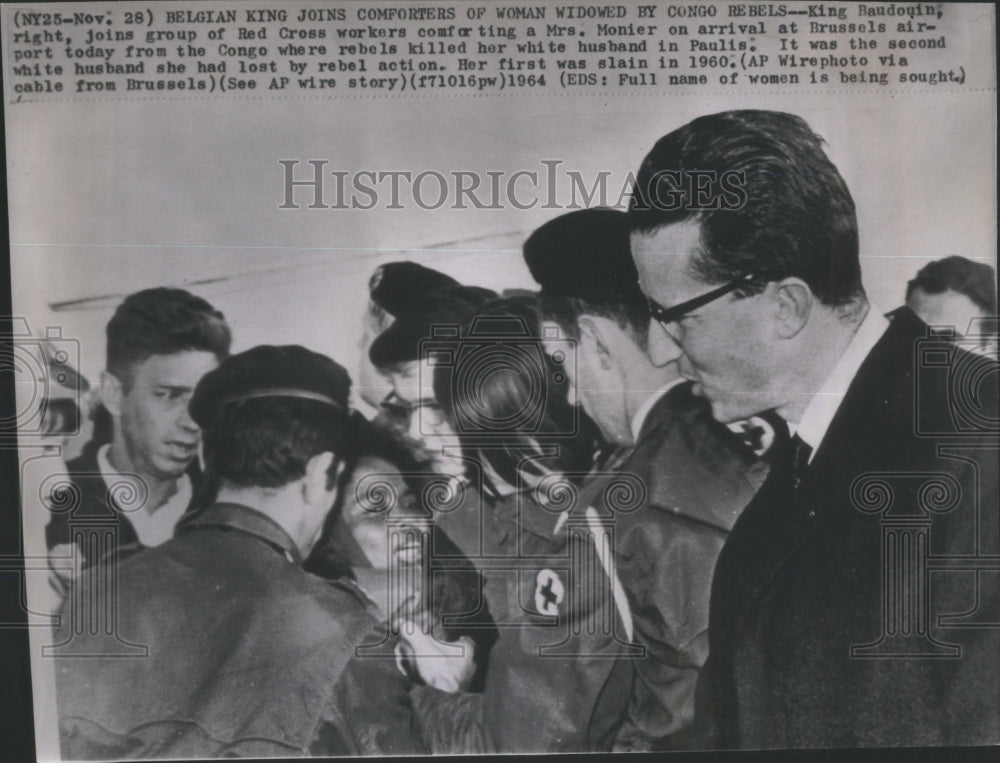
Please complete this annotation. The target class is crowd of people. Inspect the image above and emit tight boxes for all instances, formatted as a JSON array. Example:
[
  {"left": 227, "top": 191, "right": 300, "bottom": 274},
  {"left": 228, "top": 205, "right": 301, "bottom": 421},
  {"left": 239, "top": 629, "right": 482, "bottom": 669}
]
[{"left": 42, "top": 110, "right": 998, "bottom": 756}]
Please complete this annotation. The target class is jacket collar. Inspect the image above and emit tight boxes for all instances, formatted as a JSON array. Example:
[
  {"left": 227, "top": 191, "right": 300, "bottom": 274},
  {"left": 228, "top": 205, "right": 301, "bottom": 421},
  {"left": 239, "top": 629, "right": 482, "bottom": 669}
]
[
  {"left": 629, "top": 377, "right": 686, "bottom": 442},
  {"left": 638, "top": 379, "right": 765, "bottom": 485},
  {"left": 634, "top": 380, "right": 687, "bottom": 445},
  {"left": 177, "top": 502, "right": 303, "bottom": 566}
]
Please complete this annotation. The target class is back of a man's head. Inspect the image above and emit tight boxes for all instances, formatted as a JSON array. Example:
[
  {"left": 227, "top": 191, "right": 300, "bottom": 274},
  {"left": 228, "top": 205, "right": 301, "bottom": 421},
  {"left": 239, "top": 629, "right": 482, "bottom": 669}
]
[
  {"left": 190, "top": 345, "right": 353, "bottom": 493},
  {"left": 628, "top": 110, "right": 863, "bottom": 307},
  {"left": 107, "top": 287, "right": 232, "bottom": 389}
]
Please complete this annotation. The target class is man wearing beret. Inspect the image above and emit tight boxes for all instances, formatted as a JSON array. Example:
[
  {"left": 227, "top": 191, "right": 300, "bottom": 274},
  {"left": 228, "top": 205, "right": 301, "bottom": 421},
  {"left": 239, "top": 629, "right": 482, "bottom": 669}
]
[
  {"left": 526, "top": 208, "right": 768, "bottom": 750},
  {"left": 52, "top": 345, "right": 425, "bottom": 758},
  {"left": 358, "top": 261, "right": 458, "bottom": 412}
]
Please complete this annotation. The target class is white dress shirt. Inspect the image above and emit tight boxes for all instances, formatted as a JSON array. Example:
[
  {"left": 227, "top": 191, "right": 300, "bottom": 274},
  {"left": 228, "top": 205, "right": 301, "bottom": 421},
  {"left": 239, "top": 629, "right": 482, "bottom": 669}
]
[{"left": 97, "top": 444, "right": 191, "bottom": 547}]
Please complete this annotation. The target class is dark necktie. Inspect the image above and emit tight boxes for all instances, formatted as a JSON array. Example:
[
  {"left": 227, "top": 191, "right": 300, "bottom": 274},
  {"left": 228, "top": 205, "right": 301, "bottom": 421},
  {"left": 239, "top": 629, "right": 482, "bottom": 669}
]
[{"left": 789, "top": 434, "right": 813, "bottom": 491}]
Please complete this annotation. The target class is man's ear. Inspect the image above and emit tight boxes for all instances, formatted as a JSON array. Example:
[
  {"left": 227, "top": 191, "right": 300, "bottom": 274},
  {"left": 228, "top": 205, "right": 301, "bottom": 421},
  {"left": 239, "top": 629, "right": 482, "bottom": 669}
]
[
  {"left": 303, "top": 451, "right": 339, "bottom": 507},
  {"left": 772, "top": 279, "right": 813, "bottom": 339},
  {"left": 577, "top": 316, "right": 614, "bottom": 369},
  {"left": 99, "top": 371, "right": 124, "bottom": 417}
]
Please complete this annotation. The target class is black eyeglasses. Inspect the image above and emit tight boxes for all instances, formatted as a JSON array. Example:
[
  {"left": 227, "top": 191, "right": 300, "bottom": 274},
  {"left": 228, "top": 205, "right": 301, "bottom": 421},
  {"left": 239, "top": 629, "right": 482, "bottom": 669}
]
[{"left": 645, "top": 273, "right": 760, "bottom": 327}]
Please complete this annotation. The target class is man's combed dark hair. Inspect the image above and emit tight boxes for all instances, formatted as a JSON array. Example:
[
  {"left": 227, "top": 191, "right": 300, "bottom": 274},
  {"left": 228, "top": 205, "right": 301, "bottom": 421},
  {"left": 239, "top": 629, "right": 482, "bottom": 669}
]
[
  {"left": 106, "top": 287, "right": 232, "bottom": 387},
  {"left": 627, "top": 110, "right": 863, "bottom": 306},
  {"left": 906, "top": 256, "right": 997, "bottom": 315},
  {"left": 199, "top": 397, "right": 355, "bottom": 495}
]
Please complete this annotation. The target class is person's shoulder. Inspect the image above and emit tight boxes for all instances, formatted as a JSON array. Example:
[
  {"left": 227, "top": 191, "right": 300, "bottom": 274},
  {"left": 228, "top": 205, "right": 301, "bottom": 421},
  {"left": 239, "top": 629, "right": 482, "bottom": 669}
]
[
  {"left": 861, "top": 309, "right": 997, "bottom": 440},
  {"left": 641, "top": 381, "right": 724, "bottom": 444},
  {"left": 639, "top": 385, "right": 752, "bottom": 474},
  {"left": 628, "top": 385, "right": 759, "bottom": 531},
  {"left": 299, "top": 568, "right": 381, "bottom": 625}
]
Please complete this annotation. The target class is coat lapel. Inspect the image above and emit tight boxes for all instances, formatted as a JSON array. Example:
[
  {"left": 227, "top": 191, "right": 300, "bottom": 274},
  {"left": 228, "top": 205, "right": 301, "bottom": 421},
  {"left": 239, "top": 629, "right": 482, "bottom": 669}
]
[{"left": 723, "top": 311, "right": 919, "bottom": 636}]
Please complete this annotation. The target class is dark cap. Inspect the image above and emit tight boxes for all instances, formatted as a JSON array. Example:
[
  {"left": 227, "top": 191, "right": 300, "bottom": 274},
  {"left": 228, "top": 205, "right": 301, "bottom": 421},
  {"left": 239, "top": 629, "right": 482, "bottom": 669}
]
[
  {"left": 368, "top": 285, "right": 497, "bottom": 368},
  {"left": 369, "top": 262, "right": 459, "bottom": 318},
  {"left": 190, "top": 345, "right": 351, "bottom": 428},
  {"left": 523, "top": 208, "right": 641, "bottom": 302}
]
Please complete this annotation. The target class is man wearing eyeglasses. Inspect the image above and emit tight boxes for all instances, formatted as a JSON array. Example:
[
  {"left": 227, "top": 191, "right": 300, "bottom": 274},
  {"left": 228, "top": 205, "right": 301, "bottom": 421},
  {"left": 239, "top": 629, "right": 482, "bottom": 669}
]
[{"left": 628, "top": 110, "right": 998, "bottom": 749}]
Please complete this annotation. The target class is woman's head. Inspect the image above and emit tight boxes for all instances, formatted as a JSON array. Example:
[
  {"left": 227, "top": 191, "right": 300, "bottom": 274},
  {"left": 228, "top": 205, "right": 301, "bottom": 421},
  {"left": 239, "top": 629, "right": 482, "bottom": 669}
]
[
  {"left": 433, "top": 294, "right": 602, "bottom": 493},
  {"left": 306, "top": 415, "right": 430, "bottom": 573}
]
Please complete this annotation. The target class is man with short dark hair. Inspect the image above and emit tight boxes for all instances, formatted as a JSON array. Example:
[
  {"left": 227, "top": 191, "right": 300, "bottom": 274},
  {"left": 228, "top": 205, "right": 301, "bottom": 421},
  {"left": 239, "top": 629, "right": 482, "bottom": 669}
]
[
  {"left": 629, "top": 110, "right": 999, "bottom": 748},
  {"left": 906, "top": 255, "right": 997, "bottom": 350},
  {"left": 526, "top": 208, "right": 766, "bottom": 749},
  {"left": 53, "top": 345, "right": 424, "bottom": 758},
  {"left": 46, "top": 287, "right": 231, "bottom": 587}
]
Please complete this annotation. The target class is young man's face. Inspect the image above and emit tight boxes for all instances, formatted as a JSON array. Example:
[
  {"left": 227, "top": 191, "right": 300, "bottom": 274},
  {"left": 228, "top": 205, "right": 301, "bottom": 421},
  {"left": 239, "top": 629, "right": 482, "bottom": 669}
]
[
  {"left": 115, "top": 351, "right": 220, "bottom": 481},
  {"left": 632, "top": 221, "right": 777, "bottom": 424}
]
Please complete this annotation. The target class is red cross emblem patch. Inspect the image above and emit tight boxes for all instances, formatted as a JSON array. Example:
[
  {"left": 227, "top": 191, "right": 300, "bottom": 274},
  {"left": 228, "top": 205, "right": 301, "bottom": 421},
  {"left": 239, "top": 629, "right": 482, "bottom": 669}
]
[{"left": 534, "top": 569, "right": 565, "bottom": 616}]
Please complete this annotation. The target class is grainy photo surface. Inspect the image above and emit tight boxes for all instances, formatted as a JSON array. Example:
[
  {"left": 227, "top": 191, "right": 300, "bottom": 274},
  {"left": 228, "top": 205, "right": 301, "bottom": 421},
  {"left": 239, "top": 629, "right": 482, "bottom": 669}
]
[{"left": 2, "top": 0, "right": 997, "bottom": 758}]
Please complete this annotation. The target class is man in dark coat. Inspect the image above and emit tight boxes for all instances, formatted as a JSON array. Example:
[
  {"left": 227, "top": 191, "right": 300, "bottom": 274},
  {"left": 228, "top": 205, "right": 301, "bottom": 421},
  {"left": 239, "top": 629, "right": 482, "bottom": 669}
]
[
  {"left": 628, "top": 109, "right": 999, "bottom": 748},
  {"left": 52, "top": 345, "right": 425, "bottom": 758},
  {"left": 526, "top": 208, "right": 767, "bottom": 750}
]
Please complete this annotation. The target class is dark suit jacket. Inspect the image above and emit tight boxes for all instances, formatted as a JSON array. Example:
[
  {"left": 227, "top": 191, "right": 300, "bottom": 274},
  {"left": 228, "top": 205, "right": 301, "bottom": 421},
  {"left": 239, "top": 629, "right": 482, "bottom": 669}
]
[
  {"left": 704, "top": 308, "right": 999, "bottom": 749},
  {"left": 607, "top": 381, "right": 768, "bottom": 749}
]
